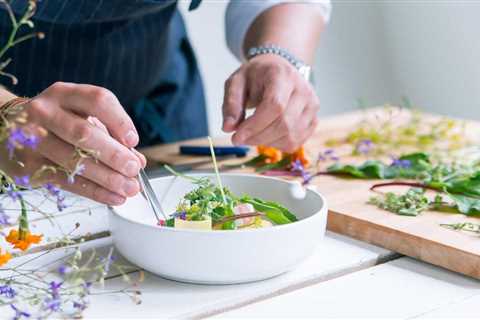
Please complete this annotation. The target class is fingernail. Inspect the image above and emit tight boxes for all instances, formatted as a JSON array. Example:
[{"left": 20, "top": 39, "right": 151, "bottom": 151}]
[
  {"left": 223, "top": 116, "right": 236, "bottom": 128},
  {"left": 109, "top": 193, "right": 125, "bottom": 205},
  {"left": 123, "top": 179, "right": 138, "bottom": 196},
  {"left": 124, "top": 160, "right": 140, "bottom": 177},
  {"left": 125, "top": 130, "right": 139, "bottom": 147}
]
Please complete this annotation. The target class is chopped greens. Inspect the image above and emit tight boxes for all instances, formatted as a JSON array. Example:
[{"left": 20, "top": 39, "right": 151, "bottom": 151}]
[{"left": 162, "top": 138, "right": 298, "bottom": 230}]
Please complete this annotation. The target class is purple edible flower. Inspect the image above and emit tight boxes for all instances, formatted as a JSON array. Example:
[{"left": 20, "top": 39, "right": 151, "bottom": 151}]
[
  {"left": 49, "top": 281, "right": 62, "bottom": 299},
  {"left": 6, "top": 185, "right": 22, "bottom": 202},
  {"left": 355, "top": 139, "right": 374, "bottom": 155},
  {"left": 57, "top": 264, "right": 70, "bottom": 276},
  {"left": 290, "top": 160, "right": 313, "bottom": 185},
  {"left": 73, "top": 301, "right": 87, "bottom": 311},
  {"left": 317, "top": 149, "right": 340, "bottom": 162},
  {"left": 67, "top": 163, "right": 85, "bottom": 184},
  {"left": 0, "top": 285, "right": 16, "bottom": 298},
  {"left": 43, "top": 183, "right": 68, "bottom": 212},
  {"left": 6, "top": 128, "right": 39, "bottom": 159},
  {"left": 0, "top": 204, "right": 11, "bottom": 226},
  {"left": 291, "top": 159, "right": 305, "bottom": 172},
  {"left": 172, "top": 211, "right": 187, "bottom": 220},
  {"left": 14, "top": 176, "right": 32, "bottom": 190},
  {"left": 10, "top": 304, "right": 30, "bottom": 319},
  {"left": 43, "top": 298, "right": 61, "bottom": 312},
  {"left": 391, "top": 158, "right": 412, "bottom": 169}
]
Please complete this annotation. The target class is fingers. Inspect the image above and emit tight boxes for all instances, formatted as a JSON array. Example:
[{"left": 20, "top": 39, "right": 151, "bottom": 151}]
[
  {"left": 37, "top": 159, "right": 126, "bottom": 206},
  {"left": 88, "top": 116, "right": 146, "bottom": 168},
  {"left": 131, "top": 149, "right": 147, "bottom": 168},
  {"left": 40, "top": 82, "right": 139, "bottom": 148},
  {"left": 243, "top": 92, "right": 305, "bottom": 147},
  {"left": 51, "top": 172, "right": 126, "bottom": 206},
  {"left": 222, "top": 71, "right": 247, "bottom": 132},
  {"left": 32, "top": 106, "right": 141, "bottom": 178},
  {"left": 232, "top": 76, "right": 294, "bottom": 145},
  {"left": 36, "top": 133, "right": 140, "bottom": 197},
  {"left": 269, "top": 115, "right": 318, "bottom": 152}
]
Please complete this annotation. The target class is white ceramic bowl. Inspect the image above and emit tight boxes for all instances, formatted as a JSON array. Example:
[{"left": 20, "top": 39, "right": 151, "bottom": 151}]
[{"left": 109, "top": 174, "right": 328, "bottom": 284}]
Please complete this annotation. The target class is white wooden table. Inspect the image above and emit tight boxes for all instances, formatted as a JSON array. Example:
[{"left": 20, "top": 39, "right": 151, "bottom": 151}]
[{"left": 1, "top": 191, "right": 479, "bottom": 319}]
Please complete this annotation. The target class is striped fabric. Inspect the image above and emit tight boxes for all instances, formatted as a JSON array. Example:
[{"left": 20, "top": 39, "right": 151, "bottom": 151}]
[{"left": 0, "top": 0, "right": 208, "bottom": 146}]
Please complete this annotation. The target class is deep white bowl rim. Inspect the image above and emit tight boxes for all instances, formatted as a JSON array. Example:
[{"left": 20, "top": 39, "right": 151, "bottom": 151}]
[{"left": 109, "top": 173, "right": 327, "bottom": 235}]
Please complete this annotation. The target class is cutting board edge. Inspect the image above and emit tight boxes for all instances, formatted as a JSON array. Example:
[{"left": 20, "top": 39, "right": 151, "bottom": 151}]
[{"left": 327, "top": 210, "right": 480, "bottom": 280}]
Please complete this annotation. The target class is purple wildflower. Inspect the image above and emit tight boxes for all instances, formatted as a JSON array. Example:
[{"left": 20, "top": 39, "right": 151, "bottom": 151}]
[
  {"left": 317, "top": 149, "right": 340, "bottom": 162},
  {"left": 43, "top": 183, "right": 68, "bottom": 212},
  {"left": 57, "top": 264, "right": 70, "bottom": 276},
  {"left": 6, "top": 128, "right": 39, "bottom": 159},
  {"left": 0, "top": 204, "right": 11, "bottom": 226},
  {"left": 43, "top": 298, "right": 61, "bottom": 312},
  {"left": 10, "top": 304, "right": 30, "bottom": 319},
  {"left": 172, "top": 211, "right": 187, "bottom": 220},
  {"left": 67, "top": 163, "right": 85, "bottom": 184},
  {"left": 14, "top": 176, "right": 32, "bottom": 190},
  {"left": 355, "top": 139, "right": 374, "bottom": 155},
  {"left": 49, "top": 281, "right": 62, "bottom": 299},
  {"left": 73, "top": 301, "right": 87, "bottom": 311},
  {"left": 0, "top": 285, "right": 16, "bottom": 298},
  {"left": 6, "top": 185, "right": 22, "bottom": 201},
  {"left": 290, "top": 160, "right": 313, "bottom": 185},
  {"left": 291, "top": 159, "right": 304, "bottom": 172},
  {"left": 391, "top": 158, "right": 412, "bottom": 169}
]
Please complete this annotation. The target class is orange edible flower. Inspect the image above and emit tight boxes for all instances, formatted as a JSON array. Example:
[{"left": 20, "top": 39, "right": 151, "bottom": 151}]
[
  {"left": 289, "top": 147, "right": 310, "bottom": 167},
  {"left": 0, "top": 248, "right": 11, "bottom": 266},
  {"left": 6, "top": 229, "right": 43, "bottom": 251},
  {"left": 257, "top": 145, "right": 283, "bottom": 164}
]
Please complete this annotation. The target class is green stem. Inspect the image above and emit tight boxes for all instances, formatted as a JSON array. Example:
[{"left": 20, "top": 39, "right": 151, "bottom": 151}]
[{"left": 208, "top": 136, "right": 226, "bottom": 204}]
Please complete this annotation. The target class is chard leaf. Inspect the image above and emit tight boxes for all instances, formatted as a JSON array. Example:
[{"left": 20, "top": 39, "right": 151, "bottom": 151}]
[{"left": 447, "top": 193, "right": 480, "bottom": 216}]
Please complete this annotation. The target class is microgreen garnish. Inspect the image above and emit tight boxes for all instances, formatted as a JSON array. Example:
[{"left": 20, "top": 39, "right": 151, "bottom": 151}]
[{"left": 325, "top": 106, "right": 470, "bottom": 157}]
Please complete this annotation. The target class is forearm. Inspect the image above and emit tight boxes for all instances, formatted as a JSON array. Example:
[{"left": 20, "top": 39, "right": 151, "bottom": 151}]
[{"left": 243, "top": 3, "right": 325, "bottom": 64}]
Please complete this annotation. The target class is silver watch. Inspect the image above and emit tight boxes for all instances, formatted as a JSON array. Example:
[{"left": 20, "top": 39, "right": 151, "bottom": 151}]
[{"left": 247, "top": 44, "right": 312, "bottom": 82}]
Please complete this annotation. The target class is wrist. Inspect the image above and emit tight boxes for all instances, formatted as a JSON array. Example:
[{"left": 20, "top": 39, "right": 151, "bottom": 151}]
[
  {"left": 247, "top": 44, "right": 312, "bottom": 82},
  {"left": 0, "top": 97, "right": 30, "bottom": 121}
]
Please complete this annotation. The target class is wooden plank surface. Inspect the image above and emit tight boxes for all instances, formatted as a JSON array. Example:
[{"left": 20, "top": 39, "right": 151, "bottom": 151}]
[
  {"left": 141, "top": 107, "right": 480, "bottom": 280},
  {"left": 82, "top": 233, "right": 396, "bottom": 319},
  {"left": 215, "top": 257, "right": 480, "bottom": 319},
  {"left": 1, "top": 192, "right": 398, "bottom": 319}
]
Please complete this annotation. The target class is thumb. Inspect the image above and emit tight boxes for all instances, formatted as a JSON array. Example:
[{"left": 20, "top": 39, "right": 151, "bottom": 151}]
[{"left": 222, "top": 72, "right": 247, "bottom": 132}]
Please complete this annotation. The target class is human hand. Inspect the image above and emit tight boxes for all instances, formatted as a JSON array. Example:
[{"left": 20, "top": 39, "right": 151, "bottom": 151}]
[
  {"left": 0, "top": 82, "right": 146, "bottom": 205},
  {"left": 222, "top": 54, "right": 319, "bottom": 152}
]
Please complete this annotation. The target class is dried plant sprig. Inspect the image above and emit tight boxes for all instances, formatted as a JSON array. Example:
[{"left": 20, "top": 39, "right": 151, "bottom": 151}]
[{"left": 0, "top": 0, "right": 44, "bottom": 85}]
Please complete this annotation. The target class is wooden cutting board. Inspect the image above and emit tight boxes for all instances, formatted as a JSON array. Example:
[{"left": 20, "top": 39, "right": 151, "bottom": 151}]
[{"left": 141, "top": 107, "right": 480, "bottom": 279}]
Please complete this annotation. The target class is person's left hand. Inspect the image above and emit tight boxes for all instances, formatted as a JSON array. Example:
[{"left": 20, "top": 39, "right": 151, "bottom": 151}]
[{"left": 222, "top": 54, "right": 319, "bottom": 153}]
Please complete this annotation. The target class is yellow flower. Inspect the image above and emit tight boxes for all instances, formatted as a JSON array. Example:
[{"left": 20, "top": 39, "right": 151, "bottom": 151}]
[
  {"left": 0, "top": 248, "right": 12, "bottom": 266},
  {"left": 6, "top": 229, "right": 42, "bottom": 251}
]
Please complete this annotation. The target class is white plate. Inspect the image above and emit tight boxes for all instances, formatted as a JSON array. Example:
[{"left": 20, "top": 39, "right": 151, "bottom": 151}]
[{"left": 109, "top": 174, "right": 328, "bottom": 284}]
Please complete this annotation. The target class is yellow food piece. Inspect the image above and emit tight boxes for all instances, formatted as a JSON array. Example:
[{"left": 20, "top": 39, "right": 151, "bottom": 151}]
[{"left": 174, "top": 216, "right": 212, "bottom": 230}]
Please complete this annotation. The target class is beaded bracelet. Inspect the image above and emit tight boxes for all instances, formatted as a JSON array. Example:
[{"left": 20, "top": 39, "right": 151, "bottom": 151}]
[{"left": 0, "top": 97, "right": 30, "bottom": 121}]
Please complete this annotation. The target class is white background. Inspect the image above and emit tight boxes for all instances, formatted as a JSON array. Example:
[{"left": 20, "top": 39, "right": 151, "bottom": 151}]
[{"left": 179, "top": 0, "right": 480, "bottom": 136}]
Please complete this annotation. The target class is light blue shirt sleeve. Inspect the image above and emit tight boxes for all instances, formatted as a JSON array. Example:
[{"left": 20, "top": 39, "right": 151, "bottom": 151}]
[{"left": 225, "top": 0, "right": 332, "bottom": 61}]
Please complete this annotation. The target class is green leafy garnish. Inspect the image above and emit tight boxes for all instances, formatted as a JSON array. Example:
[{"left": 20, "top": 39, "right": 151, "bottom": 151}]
[{"left": 368, "top": 188, "right": 431, "bottom": 216}]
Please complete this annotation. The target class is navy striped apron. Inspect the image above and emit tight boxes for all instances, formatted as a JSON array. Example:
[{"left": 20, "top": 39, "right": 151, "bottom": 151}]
[{"left": 0, "top": 0, "right": 208, "bottom": 146}]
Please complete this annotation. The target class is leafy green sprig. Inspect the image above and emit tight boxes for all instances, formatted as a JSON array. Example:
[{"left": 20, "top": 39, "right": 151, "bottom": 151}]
[{"left": 327, "top": 152, "right": 480, "bottom": 216}]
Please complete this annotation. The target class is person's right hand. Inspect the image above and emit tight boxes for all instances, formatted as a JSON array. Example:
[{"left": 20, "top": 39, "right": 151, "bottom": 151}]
[{"left": 0, "top": 82, "right": 146, "bottom": 205}]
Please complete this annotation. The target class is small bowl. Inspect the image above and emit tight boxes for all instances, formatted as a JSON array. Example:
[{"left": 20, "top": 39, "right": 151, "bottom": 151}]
[{"left": 109, "top": 174, "right": 328, "bottom": 284}]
